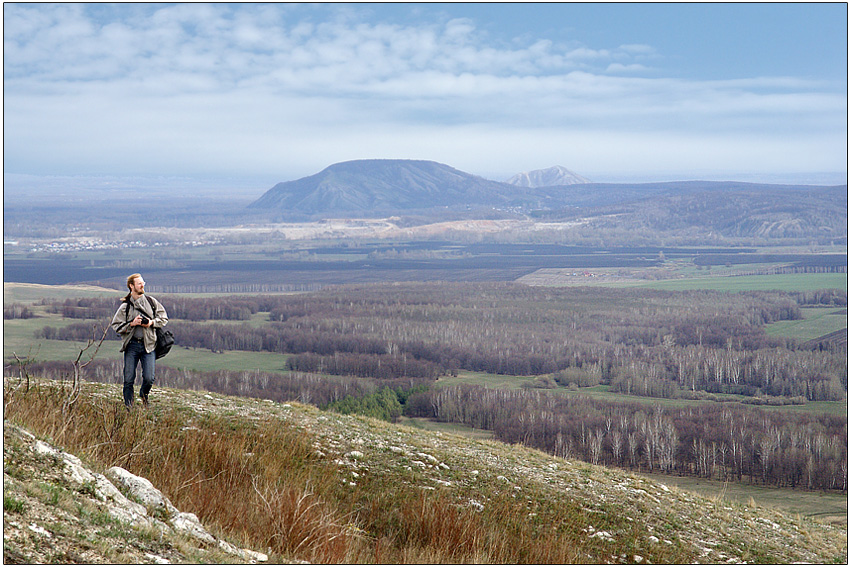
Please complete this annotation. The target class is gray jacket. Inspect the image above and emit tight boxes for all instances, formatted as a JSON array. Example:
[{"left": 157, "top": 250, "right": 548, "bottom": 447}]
[{"left": 110, "top": 294, "right": 168, "bottom": 354}]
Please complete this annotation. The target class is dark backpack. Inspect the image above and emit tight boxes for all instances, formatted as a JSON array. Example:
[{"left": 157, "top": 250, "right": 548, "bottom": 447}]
[{"left": 125, "top": 295, "right": 174, "bottom": 359}]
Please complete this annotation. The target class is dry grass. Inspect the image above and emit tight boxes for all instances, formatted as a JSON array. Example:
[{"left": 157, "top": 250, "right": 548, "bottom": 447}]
[
  {"left": 4, "top": 379, "right": 359, "bottom": 563},
  {"left": 4, "top": 376, "right": 846, "bottom": 564}
]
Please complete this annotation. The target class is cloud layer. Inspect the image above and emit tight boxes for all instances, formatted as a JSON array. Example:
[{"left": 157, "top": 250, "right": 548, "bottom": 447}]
[{"left": 3, "top": 3, "right": 846, "bottom": 183}]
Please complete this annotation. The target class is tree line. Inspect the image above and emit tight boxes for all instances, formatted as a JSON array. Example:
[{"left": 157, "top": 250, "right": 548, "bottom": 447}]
[
  {"left": 38, "top": 283, "right": 847, "bottom": 401},
  {"left": 14, "top": 359, "right": 429, "bottom": 420},
  {"left": 44, "top": 295, "right": 273, "bottom": 321},
  {"left": 16, "top": 358, "right": 846, "bottom": 491},
  {"left": 4, "top": 303, "right": 35, "bottom": 319},
  {"left": 405, "top": 384, "right": 847, "bottom": 491}
]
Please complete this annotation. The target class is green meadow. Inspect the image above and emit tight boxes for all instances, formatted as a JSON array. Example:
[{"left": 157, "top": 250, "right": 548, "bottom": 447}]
[
  {"left": 766, "top": 306, "right": 848, "bottom": 341},
  {"left": 3, "top": 282, "right": 118, "bottom": 303},
  {"left": 619, "top": 272, "right": 847, "bottom": 292},
  {"left": 443, "top": 375, "right": 847, "bottom": 418}
]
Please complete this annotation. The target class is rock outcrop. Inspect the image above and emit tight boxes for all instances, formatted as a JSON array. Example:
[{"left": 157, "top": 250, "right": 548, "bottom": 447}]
[{"left": 8, "top": 422, "right": 268, "bottom": 564}]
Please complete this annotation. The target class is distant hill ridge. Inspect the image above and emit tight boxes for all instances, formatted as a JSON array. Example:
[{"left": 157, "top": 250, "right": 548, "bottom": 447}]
[
  {"left": 247, "top": 159, "right": 847, "bottom": 242},
  {"left": 249, "top": 160, "right": 598, "bottom": 216},
  {"left": 249, "top": 159, "right": 521, "bottom": 215},
  {"left": 506, "top": 165, "right": 591, "bottom": 187}
]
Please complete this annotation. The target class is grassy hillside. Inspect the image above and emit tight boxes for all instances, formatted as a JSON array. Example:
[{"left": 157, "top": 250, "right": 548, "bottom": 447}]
[
  {"left": 4, "top": 377, "right": 846, "bottom": 564},
  {"left": 3, "top": 419, "right": 250, "bottom": 564}
]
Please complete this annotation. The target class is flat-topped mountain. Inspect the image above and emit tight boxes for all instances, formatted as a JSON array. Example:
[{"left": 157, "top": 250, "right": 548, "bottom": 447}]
[{"left": 248, "top": 159, "right": 526, "bottom": 216}]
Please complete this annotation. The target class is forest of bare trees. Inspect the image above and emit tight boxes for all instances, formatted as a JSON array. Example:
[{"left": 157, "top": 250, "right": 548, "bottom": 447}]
[
  {"left": 19, "top": 356, "right": 846, "bottom": 491},
  {"left": 406, "top": 384, "right": 846, "bottom": 490},
  {"left": 13, "top": 282, "right": 846, "bottom": 490},
  {"left": 31, "top": 284, "right": 847, "bottom": 402}
]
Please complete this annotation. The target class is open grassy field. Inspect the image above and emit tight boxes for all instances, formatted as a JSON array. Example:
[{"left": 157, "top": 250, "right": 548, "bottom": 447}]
[
  {"left": 4, "top": 282, "right": 118, "bottom": 303},
  {"left": 766, "top": 306, "right": 848, "bottom": 340},
  {"left": 621, "top": 273, "right": 847, "bottom": 292},
  {"left": 443, "top": 373, "right": 847, "bottom": 418},
  {"left": 436, "top": 370, "right": 537, "bottom": 390},
  {"left": 397, "top": 416, "right": 496, "bottom": 440},
  {"left": 638, "top": 472, "right": 847, "bottom": 527},
  {"left": 3, "top": 320, "right": 291, "bottom": 375},
  {"left": 3, "top": 312, "right": 105, "bottom": 362},
  {"left": 160, "top": 347, "right": 290, "bottom": 373},
  {"left": 2, "top": 284, "right": 290, "bottom": 372}
]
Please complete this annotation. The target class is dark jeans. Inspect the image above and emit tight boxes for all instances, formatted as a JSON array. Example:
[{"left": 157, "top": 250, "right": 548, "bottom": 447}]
[{"left": 123, "top": 338, "right": 155, "bottom": 407}]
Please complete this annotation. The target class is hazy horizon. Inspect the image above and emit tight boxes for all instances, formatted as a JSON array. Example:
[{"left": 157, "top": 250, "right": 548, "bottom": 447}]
[
  {"left": 4, "top": 3, "right": 846, "bottom": 187},
  {"left": 4, "top": 167, "right": 848, "bottom": 206}
]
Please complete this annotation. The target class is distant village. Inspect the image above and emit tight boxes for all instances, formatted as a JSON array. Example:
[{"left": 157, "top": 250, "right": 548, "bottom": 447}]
[{"left": 6, "top": 238, "right": 220, "bottom": 254}]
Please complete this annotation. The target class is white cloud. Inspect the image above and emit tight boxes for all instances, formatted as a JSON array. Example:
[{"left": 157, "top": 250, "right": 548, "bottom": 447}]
[
  {"left": 1, "top": 4, "right": 673, "bottom": 92},
  {"left": 606, "top": 63, "right": 651, "bottom": 73},
  {"left": 2, "top": 3, "right": 846, "bottom": 181}
]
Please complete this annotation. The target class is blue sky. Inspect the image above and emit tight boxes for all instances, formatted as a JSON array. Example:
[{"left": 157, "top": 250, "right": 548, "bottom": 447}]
[{"left": 3, "top": 2, "right": 847, "bottom": 195}]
